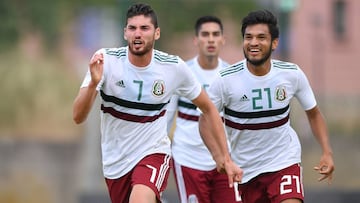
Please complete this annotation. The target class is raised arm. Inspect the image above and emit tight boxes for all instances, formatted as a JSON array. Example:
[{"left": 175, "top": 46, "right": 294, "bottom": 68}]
[
  {"left": 193, "top": 90, "right": 243, "bottom": 187},
  {"left": 73, "top": 53, "right": 104, "bottom": 124},
  {"left": 306, "top": 105, "right": 335, "bottom": 183}
]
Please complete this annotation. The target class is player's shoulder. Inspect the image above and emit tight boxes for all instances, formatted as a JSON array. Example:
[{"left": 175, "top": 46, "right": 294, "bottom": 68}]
[
  {"left": 219, "top": 58, "right": 230, "bottom": 68},
  {"left": 153, "top": 49, "right": 179, "bottom": 64},
  {"left": 103, "top": 47, "right": 127, "bottom": 58},
  {"left": 272, "top": 59, "right": 299, "bottom": 71},
  {"left": 185, "top": 57, "right": 197, "bottom": 67},
  {"left": 219, "top": 59, "right": 246, "bottom": 77}
]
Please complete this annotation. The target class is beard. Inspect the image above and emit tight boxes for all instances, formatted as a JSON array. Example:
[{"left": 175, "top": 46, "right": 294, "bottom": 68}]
[
  {"left": 128, "top": 40, "right": 154, "bottom": 56},
  {"left": 244, "top": 46, "right": 272, "bottom": 66}
]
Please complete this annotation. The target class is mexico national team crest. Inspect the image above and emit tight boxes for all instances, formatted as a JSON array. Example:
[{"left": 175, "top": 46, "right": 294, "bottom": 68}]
[
  {"left": 152, "top": 80, "right": 165, "bottom": 97},
  {"left": 275, "top": 85, "right": 287, "bottom": 102}
]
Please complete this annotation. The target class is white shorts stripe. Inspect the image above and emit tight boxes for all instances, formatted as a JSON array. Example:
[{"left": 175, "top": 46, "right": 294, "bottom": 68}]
[
  {"left": 173, "top": 160, "right": 188, "bottom": 203},
  {"left": 155, "top": 154, "right": 171, "bottom": 190}
]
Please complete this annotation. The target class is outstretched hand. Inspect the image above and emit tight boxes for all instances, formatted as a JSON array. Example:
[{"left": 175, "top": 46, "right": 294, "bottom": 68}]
[
  {"left": 313, "top": 153, "right": 335, "bottom": 184},
  {"left": 89, "top": 53, "right": 104, "bottom": 86}
]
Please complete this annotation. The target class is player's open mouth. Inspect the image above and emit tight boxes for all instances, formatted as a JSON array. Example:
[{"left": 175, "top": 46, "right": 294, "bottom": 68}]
[
  {"left": 248, "top": 48, "right": 260, "bottom": 56},
  {"left": 133, "top": 40, "right": 143, "bottom": 48},
  {"left": 207, "top": 46, "right": 215, "bottom": 52}
]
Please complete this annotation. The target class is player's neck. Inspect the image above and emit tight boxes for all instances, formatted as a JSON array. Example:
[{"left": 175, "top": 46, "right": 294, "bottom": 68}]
[
  {"left": 247, "top": 60, "right": 271, "bottom": 76},
  {"left": 128, "top": 50, "right": 153, "bottom": 67},
  {"left": 197, "top": 55, "right": 218, "bottom": 70}
]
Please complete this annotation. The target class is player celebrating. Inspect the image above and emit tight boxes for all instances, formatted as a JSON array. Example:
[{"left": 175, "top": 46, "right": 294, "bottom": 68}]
[
  {"left": 199, "top": 9, "right": 334, "bottom": 203},
  {"left": 73, "top": 3, "right": 241, "bottom": 203}
]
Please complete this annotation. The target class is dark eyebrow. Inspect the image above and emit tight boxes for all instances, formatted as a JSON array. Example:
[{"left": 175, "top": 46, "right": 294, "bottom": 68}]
[
  {"left": 200, "top": 31, "right": 221, "bottom": 34},
  {"left": 127, "top": 24, "right": 151, "bottom": 29},
  {"left": 244, "top": 33, "right": 268, "bottom": 37}
]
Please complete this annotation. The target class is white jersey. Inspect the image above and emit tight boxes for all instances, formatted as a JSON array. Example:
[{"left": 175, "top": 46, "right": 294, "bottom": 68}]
[
  {"left": 208, "top": 59, "right": 316, "bottom": 183},
  {"left": 80, "top": 47, "right": 202, "bottom": 179},
  {"left": 168, "top": 56, "right": 229, "bottom": 170}
]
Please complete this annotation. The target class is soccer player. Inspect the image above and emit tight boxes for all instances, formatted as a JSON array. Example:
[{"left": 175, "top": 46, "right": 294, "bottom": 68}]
[
  {"left": 72, "top": 3, "right": 241, "bottom": 203},
  {"left": 199, "top": 10, "right": 335, "bottom": 203},
  {"left": 167, "top": 16, "right": 242, "bottom": 203}
]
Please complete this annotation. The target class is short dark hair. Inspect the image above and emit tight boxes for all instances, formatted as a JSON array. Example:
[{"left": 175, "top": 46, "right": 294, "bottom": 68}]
[
  {"left": 241, "top": 10, "right": 279, "bottom": 40},
  {"left": 195, "top": 15, "right": 224, "bottom": 36},
  {"left": 126, "top": 3, "right": 158, "bottom": 28}
]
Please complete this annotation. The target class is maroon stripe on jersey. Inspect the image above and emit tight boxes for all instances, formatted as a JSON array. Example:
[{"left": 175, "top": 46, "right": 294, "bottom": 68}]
[
  {"left": 178, "top": 112, "right": 225, "bottom": 122},
  {"left": 101, "top": 104, "right": 166, "bottom": 123},
  {"left": 177, "top": 111, "right": 199, "bottom": 121},
  {"left": 225, "top": 114, "right": 290, "bottom": 130}
]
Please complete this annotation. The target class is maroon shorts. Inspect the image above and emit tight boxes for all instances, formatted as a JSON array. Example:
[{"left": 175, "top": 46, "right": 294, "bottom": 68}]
[
  {"left": 173, "top": 160, "right": 242, "bottom": 203},
  {"left": 105, "top": 153, "right": 171, "bottom": 203},
  {"left": 239, "top": 163, "right": 304, "bottom": 203}
]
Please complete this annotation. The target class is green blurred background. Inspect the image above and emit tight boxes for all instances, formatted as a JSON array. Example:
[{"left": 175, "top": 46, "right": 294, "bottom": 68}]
[{"left": 0, "top": 0, "right": 359, "bottom": 203}]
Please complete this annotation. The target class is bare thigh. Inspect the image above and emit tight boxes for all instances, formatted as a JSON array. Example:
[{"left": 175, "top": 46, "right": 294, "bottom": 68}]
[
  {"left": 129, "top": 184, "right": 156, "bottom": 203},
  {"left": 281, "top": 198, "right": 302, "bottom": 203}
]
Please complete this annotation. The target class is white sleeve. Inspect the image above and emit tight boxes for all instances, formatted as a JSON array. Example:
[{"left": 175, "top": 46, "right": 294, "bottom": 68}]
[
  {"left": 207, "top": 76, "right": 225, "bottom": 112},
  {"left": 295, "top": 68, "right": 317, "bottom": 110},
  {"left": 175, "top": 58, "right": 202, "bottom": 101}
]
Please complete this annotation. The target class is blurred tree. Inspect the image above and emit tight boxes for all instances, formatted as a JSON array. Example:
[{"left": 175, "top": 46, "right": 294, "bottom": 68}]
[
  {"left": 0, "top": 0, "right": 19, "bottom": 51},
  {"left": 0, "top": 0, "right": 257, "bottom": 52},
  {"left": 0, "top": 0, "right": 117, "bottom": 52}
]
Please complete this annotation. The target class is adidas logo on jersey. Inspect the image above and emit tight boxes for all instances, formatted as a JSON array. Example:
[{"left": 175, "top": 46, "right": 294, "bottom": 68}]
[
  {"left": 115, "top": 80, "right": 125, "bottom": 88},
  {"left": 240, "top": 94, "right": 250, "bottom": 102}
]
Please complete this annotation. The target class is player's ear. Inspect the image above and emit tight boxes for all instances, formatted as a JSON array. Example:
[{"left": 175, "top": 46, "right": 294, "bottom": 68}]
[
  {"left": 123, "top": 28, "right": 127, "bottom": 40},
  {"left": 193, "top": 36, "right": 198, "bottom": 46},
  {"left": 271, "top": 38, "right": 279, "bottom": 51},
  {"left": 154, "top": 27, "right": 160, "bottom": 40},
  {"left": 221, "top": 35, "right": 226, "bottom": 46}
]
